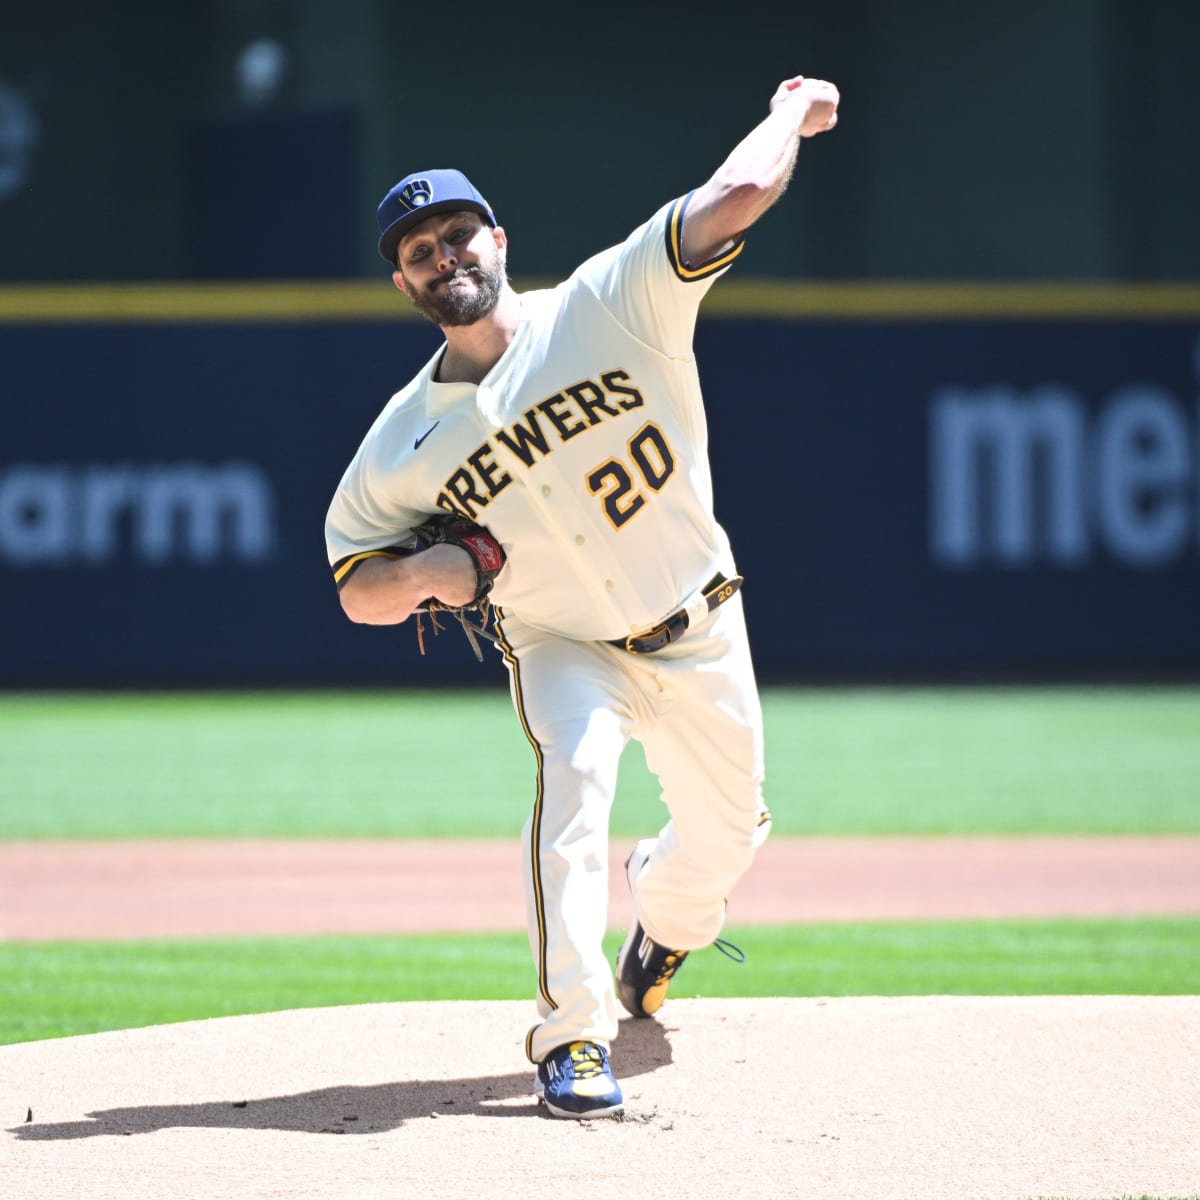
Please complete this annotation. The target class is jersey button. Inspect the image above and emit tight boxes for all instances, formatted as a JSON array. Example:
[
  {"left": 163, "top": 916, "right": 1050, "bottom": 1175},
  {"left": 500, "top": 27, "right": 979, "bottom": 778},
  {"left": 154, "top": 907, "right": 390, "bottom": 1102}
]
[
  {"left": 542, "top": 485, "right": 552, "bottom": 497},
  {"left": 605, "top": 579, "right": 615, "bottom": 591},
  {"left": 575, "top": 534, "right": 585, "bottom": 545}
]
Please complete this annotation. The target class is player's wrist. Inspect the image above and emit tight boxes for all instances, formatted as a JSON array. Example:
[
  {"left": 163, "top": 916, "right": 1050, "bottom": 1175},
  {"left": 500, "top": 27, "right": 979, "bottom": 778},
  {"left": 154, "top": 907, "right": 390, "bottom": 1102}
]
[{"left": 419, "top": 543, "right": 478, "bottom": 608}]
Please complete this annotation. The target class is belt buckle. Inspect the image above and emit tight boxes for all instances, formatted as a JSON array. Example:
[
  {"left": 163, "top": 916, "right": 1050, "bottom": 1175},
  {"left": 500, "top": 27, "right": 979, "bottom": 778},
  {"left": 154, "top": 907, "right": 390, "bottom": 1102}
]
[{"left": 624, "top": 618, "right": 670, "bottom": 654}]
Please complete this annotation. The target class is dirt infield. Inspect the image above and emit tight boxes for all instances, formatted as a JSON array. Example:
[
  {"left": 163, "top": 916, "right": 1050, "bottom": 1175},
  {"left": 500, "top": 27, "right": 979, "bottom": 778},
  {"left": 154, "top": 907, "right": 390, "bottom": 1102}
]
[
  {"left": 6, "top": 997, "right": 1200, "bottom": 1200},
  {"left": 4, "top": 835, "right": 1200, "bottom": 940}
]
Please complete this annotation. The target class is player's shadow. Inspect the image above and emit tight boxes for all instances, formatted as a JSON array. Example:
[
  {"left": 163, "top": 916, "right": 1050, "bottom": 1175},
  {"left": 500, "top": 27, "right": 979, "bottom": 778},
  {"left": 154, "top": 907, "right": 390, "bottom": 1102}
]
[{"left": 10, "top": 1016, "right": 671, "bottom": 1141}]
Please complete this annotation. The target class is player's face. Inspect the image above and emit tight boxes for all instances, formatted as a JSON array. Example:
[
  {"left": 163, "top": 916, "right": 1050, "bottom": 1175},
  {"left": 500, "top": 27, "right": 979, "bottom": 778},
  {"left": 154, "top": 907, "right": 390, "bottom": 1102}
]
[{"left": 393, "top": 213, "right": 508, "bottom": 327}]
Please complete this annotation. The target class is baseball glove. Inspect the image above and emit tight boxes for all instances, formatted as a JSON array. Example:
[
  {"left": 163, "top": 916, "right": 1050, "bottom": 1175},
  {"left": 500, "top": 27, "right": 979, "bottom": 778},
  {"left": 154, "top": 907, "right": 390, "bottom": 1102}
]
[{"left": 407, "top": 513, "right": 506, "bottom": 660}]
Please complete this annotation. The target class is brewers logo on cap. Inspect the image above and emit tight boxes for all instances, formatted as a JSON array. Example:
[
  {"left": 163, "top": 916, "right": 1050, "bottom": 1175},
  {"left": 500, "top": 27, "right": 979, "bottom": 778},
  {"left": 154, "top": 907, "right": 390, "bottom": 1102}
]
[{"left": 398, "top": 179, "right": 433, "bottom": 211}]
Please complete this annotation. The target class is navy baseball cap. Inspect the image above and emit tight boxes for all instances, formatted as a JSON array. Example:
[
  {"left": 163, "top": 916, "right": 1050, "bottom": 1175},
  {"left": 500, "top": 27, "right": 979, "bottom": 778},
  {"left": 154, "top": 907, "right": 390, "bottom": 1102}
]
[{"left": 376, "top": 168, "right": 497, "bottom": 265}]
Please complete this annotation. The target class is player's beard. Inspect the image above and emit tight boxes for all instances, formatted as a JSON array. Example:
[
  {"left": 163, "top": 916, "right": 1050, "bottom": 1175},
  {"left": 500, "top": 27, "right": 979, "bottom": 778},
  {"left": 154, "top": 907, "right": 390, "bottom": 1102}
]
[{"left": 402, "top": 254, "right": 508, "bottom": 328}]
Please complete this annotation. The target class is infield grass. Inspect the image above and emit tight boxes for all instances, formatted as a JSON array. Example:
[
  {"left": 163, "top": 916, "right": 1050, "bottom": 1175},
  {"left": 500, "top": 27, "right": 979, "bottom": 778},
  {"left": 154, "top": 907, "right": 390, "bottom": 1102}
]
[
  {"left": 1, "top": 686, "right": 1198, "bottom": 837},
  {"left": 3, "top": 916, "right": 1198, "bottom": 1045}
]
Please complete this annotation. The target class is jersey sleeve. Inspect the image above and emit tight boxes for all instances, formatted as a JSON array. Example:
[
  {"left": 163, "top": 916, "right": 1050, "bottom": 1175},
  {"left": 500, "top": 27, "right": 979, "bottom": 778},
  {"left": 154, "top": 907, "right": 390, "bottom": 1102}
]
[
  {"left": 576, "top": 191, "right": 745, "bottom": 356},
  {"left": 324, "top": 436, "right": 424, "bottom": 590}
]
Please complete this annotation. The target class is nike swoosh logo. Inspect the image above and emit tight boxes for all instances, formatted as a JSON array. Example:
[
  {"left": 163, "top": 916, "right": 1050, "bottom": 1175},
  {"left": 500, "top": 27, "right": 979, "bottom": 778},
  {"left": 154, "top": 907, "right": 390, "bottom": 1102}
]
[{"left": 413, "top": 421, "right": 440, "bottom": 450}]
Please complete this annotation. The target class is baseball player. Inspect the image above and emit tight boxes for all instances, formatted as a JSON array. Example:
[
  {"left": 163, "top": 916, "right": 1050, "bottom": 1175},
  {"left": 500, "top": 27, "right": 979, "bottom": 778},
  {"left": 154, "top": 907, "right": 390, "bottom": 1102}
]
[{"left": 326, "top": 73, "right": 839, "bottom": 1119}]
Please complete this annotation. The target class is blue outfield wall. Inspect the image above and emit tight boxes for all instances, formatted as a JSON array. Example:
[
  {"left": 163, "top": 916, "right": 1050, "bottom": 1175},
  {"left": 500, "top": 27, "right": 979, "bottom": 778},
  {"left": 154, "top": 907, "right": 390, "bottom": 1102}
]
[{"left": 1, "top": 285, "right": 1199, "bottom": 685}]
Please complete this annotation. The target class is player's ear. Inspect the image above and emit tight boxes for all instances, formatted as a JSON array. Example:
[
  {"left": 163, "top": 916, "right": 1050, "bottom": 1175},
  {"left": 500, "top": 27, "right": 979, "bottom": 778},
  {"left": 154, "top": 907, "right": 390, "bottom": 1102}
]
[
  {"left": 392, "top": 268, "right": 408, "bottom": 294},
  {"left": 491, "top": 225, "right": 507, "bottom": 253}
]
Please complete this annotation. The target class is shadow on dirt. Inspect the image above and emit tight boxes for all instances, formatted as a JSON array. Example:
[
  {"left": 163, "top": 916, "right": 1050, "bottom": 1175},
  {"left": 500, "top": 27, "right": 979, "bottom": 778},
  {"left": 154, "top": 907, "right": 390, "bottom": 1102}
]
[{"left": 10, "top": 1017, "right": 672, "bottom": 1140}]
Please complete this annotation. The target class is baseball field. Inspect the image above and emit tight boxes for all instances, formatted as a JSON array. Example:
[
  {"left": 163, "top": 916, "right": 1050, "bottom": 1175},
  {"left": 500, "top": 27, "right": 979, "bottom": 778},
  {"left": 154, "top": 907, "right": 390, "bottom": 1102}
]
[{"left": 3, "top": 685, "right": 1199, "bottom": 1199}]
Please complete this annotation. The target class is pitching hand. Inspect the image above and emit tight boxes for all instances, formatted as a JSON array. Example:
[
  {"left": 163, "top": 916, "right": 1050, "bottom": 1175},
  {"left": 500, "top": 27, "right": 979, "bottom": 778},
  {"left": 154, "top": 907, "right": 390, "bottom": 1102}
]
[{"left": 770, "top": 76, "right": 840, "bottom": 137}]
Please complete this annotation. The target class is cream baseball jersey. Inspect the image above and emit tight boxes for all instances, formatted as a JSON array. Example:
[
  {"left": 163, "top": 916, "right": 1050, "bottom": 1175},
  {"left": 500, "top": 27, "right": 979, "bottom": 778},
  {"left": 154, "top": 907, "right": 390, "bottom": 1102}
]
[{"left": 325, "top": 194, "right": 745, "bottom": 643}]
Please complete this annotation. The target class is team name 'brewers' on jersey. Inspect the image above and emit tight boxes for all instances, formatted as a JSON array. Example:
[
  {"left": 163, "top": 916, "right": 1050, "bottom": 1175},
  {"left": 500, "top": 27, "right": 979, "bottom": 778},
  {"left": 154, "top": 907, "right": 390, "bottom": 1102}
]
[{"left": 325, "top": 193, "right": 744, "bottom": 644}]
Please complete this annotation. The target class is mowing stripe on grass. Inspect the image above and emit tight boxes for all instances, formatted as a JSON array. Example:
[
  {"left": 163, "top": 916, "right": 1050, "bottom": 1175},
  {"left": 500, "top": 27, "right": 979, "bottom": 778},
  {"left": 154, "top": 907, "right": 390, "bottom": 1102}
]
[
  {"left": 3, "top": 916, "right": 1198, "bottom": 1045},
  {"left": 2, "top": 687, "right": 1198, "bottom": 838}
]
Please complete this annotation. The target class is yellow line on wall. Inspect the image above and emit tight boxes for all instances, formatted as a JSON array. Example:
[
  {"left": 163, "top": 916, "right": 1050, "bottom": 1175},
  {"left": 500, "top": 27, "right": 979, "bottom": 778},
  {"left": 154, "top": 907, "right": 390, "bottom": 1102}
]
[
  {"left": 710, "top": 280, "right": 1200, "bottom": 319},
  {"left": 0, "top": 281, "right": 404, "bottom": 323},
  {"left": 1, "top": 280, "right": 1199, "bottom": 322}
]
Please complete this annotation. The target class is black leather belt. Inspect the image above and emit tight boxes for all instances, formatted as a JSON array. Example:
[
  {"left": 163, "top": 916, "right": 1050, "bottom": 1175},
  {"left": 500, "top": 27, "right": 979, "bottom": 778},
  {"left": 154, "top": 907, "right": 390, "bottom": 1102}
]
[{"left": 607, "top": 573, "right": 743, "bottom": 655}]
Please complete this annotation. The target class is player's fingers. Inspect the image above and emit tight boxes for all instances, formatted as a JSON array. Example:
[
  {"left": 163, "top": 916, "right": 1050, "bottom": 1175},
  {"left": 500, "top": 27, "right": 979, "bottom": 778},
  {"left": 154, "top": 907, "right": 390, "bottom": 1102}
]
[
  {"left": 770, "top": 76, "right": 806, "bottom": 111},
  {"left": 802, "top": 79, "right": 839, "bottom": 103}
]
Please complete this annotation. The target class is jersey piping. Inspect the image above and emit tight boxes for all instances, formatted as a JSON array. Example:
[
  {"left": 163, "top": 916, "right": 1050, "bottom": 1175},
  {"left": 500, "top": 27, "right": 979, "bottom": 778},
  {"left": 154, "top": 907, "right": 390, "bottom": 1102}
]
[
  {"left": 332, "top": 547, "right": 407, "bottom": 588},
  {"left": 664, "top": 192, "right": 746, "bottom": 282},
  {"left": 495, "top": 611, "right": 557, "bottom": 1015}
]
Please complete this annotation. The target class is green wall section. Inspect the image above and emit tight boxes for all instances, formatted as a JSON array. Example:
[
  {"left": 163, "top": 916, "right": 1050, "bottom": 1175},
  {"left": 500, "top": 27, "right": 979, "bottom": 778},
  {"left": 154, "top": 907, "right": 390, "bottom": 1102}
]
[{"left": 3, "top": 1, "right": 1198, "bottom": 282}]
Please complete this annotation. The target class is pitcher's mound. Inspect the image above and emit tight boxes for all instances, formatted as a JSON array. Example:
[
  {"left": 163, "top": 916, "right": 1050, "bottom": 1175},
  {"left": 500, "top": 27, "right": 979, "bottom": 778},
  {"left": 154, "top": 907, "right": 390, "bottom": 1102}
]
[{"left": 5, "top": 997, "right": 1199, "bottom": 1200}]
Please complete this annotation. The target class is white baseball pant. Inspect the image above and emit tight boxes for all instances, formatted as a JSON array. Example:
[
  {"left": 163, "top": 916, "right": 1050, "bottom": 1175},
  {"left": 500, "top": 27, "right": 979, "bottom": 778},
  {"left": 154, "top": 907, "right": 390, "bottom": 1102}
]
[{"left": 496, "top": 593, "right": 770, "bottom": 1064}]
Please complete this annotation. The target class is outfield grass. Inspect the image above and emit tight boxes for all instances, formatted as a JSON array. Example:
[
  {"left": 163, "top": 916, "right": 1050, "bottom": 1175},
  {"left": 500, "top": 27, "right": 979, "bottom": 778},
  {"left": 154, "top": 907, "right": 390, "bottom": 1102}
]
[
  {"left": 2, "top": 917, "right": 1198, "bottom": 1045},
  {"left": 1, "top": 686, "right": 1198, "bottom": 837}
]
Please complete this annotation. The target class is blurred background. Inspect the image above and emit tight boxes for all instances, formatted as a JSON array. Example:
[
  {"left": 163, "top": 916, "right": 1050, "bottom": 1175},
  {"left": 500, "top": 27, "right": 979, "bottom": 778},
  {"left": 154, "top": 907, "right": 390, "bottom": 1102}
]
[{"left": 2, "top": 0, "right": 1199, "bottom": 687}]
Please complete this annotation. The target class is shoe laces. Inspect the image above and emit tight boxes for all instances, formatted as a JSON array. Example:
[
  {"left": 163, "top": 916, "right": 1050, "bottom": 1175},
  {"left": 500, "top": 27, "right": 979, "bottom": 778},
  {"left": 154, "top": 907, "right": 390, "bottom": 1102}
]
[
  {"left": 649, "top": 936, "right": 744, "bottom": 984},
  {"left": 655, "top": 950, "right": 687, "bottom": 985},
  {"left": 714, "top": 937, "right": 746, "bottom": 963},
  {"left": 567, "top": 1041, "right": 608, "bottom": 1079}
]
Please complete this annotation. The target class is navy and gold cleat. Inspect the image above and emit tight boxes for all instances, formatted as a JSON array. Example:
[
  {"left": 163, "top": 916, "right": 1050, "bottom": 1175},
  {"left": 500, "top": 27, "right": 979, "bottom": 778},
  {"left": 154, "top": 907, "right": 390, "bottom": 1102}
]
[
  {"left": 534, "top": 1041, "right": 624, "bottom": 1119},
  {"left": 616, "top": 841, "right": 690, "bottom": 1018}
]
